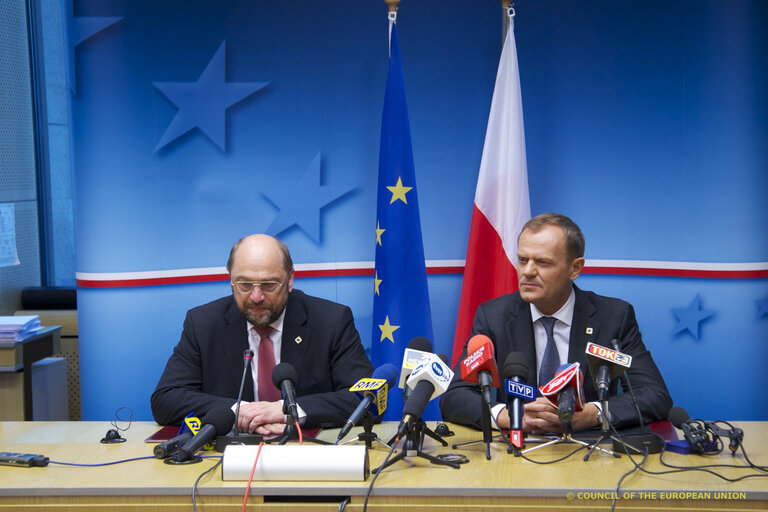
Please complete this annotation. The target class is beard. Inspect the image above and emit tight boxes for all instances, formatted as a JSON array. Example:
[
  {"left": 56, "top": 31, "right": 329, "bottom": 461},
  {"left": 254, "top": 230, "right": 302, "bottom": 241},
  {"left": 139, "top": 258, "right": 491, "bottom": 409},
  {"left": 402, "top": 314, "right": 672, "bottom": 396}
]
[{"left": 239, "top": 296, "right": 287, "bottom": 327}]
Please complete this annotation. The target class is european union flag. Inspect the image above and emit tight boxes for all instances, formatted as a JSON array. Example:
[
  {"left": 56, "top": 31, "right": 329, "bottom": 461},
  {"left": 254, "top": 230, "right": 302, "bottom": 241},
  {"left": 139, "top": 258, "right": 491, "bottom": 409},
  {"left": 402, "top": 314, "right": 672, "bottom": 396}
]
[{"left": 372, "top": 21, "right": 435, "bottom": 421}]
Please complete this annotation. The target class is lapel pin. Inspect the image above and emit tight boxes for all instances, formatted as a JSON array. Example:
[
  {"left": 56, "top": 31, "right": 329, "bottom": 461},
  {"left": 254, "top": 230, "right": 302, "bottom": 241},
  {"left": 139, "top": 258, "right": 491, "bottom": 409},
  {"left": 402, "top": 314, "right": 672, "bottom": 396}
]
[
  {"left": 295, "top": 336, "right": 302, "bottom": 344},
  {"left": 586, "top": 327, "right": 594, "bottom": 335}
]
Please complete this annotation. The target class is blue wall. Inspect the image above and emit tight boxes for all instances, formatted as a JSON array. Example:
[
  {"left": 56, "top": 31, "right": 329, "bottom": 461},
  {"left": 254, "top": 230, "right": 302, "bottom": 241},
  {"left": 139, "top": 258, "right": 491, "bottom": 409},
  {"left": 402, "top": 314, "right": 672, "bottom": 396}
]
[{"left": 68, "top": 1, "right": 768, "bottom": 422}]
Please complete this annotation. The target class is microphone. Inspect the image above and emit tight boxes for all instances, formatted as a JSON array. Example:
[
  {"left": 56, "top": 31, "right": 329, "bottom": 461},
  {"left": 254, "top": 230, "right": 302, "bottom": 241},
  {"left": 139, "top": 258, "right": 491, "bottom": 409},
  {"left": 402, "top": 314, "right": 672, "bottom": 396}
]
[
  {"left": 398, "top": 337, "right": 433, "bottom": 401},
  {"left": 177, "top": 407, "right": 235, "bottom": 461},
  {"left": 704, "top": 421, "right": 743, "bottom": 454},
  {"left": 397, "top": 353, "right": 453, "bottom": 438},
  {"left": 153, "top": 431, "right": 193, "bottom": 459},
  {"left": 336, "top": 363, "right": 398, "bottom": 443},
  {"left": 558, "top": 386, "right": 577, "bottom": 426},
  {"left": 584, "top": 341, "right": 632, "bottom": 401},
  {"left": 272, "top": 363, "right": 299, "bottom": 425},
  {"left": 215, "top": 349, "right": 266, "bottom": 451},
  {"left": 668, "top": 406, "right": 719, "bottom": 455},
  {"left": 234, "top": 349, "right": 255, "bottom": 435},
  {"left": 460, "top": 335, "right": 500, "bottom": 405},
  {"left": 502, "top": 352, "right": 534, "bottom": 449},
  {"left": 539, "top": 362, "right": 586, "bottom": 431}
]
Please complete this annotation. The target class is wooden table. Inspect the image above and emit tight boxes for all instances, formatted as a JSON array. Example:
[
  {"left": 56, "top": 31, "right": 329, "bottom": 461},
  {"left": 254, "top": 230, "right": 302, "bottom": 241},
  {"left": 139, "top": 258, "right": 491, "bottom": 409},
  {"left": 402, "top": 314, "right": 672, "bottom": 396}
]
[{"left": 0, "top": 420, "right": 766, "bottom": 511}]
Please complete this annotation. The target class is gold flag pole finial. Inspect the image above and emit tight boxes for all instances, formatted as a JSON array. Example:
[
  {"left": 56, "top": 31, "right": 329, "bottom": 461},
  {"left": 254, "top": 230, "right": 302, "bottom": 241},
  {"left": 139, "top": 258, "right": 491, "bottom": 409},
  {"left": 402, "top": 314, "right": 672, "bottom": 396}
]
[
  {"left": 501, "top": 0, "right": 511, "bottom": 7},
  {"left": 386, "top": 0, "right": 401, "bottom": 12}
]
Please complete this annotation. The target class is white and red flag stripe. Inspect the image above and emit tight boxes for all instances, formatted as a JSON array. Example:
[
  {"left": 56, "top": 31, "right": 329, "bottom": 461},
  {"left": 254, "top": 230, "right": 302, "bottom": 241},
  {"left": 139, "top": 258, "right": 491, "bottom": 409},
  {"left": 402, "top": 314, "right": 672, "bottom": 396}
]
[{"left": 451, "top": 12, "right": 531, "bottom": 365}]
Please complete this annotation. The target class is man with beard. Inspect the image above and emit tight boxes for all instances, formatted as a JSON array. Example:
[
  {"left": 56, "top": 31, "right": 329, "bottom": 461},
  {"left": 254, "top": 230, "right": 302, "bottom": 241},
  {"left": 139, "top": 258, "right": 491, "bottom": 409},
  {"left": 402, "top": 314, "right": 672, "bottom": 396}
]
[{"left": 151, "top": 234, "right": 374, "bottom": 434}]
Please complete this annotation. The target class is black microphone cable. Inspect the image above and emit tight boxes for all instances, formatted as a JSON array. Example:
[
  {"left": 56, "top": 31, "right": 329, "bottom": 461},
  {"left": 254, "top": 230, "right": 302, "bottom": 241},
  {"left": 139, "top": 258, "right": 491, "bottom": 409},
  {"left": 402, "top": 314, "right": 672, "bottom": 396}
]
[
  {"left": 488, "top": 404, "right": 513, "bottom": 447},
  {"left": 658, "top": 425, "right": 768, "bottom": 474},
  {"left": 606, "top": 420, "right": 768, "bottom": 512},
  {"left": 363, "top": 435, "right": 400, "bottom": 512},
  {"left": 608, "top": 339, "right": 646, "bottom": 435},
  {"left": 517, "top": 443, "right": 588, "bottom": 465},
  {"left": 609, "top": 445, "right": 649, "bottom": 512},
  {"left": 607, "top": 338, "right": 665, "bottom": 458},
  {"left": 605, "top": 423, "right": 649, "bottom": 512},
  {"left": 48, "top": 456, "right": 157, "bottom": 467},
  {"left": 191, "top": 456, "right": 223, "bottom": 512},
  {"left": 705, "top": 420, "right": 766, "bottom": 472}
]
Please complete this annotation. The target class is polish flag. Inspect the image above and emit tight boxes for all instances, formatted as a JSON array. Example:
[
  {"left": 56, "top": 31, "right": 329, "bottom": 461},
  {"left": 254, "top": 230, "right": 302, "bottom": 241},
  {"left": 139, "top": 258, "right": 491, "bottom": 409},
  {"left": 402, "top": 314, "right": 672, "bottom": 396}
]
[{"left": 451, "top": 13, "right": 531, "bottom": 365}]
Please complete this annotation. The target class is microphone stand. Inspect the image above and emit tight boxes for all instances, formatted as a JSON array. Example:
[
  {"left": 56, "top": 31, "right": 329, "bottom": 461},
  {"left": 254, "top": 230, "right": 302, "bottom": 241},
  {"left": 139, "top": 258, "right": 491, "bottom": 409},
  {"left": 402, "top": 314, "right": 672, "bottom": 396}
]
[
  {"left": 451, "top": 400, "right": 512, "bottom": 460},
  {"left": 340, "top": 410, "right": 391, "bottom": 450},
  {"left": 374, "top": 418, "right": 459, "bottom": 473},
  {"left": 521, "top": 415, "right": 618, "bottom": 457},
  {"left": 216, "top": 351, "right": 264, "bottom": 451},
  {"left": 606, "top": 341, "right": 664, "bottom": 456},
  {"left": 385, "top": 419, "right": 445, "bottom": 448},
  {"left": 583, "top": 400, "right": 623, "bottom": 460}
]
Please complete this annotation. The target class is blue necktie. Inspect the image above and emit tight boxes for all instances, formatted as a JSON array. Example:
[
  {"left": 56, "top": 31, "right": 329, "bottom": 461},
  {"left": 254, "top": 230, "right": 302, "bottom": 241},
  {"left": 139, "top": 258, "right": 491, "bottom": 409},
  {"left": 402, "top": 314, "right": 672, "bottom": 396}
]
[{"left": 538, "top": 316, "right": 560, "bottom": 386}]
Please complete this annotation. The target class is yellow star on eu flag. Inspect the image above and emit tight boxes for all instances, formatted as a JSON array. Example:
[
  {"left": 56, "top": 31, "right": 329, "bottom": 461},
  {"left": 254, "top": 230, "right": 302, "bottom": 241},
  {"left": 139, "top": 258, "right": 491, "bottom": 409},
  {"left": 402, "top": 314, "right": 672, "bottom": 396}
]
[
  {"left": 374, "top": 272, "right": 382, "bottom": 296},
  {"left": 379, "top": 315, "right": 400, "bottom": 343},
  {"left": 376, "top": 221, "right": 385, "bottom": 246},
  {"left": 387, "top": 177, "right": 412, "bottom": 204}
]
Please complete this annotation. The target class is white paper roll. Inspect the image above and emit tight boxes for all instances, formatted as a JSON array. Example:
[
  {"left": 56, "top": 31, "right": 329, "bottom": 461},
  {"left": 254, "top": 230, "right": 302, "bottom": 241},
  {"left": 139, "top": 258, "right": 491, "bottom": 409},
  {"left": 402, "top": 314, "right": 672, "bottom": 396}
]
[{"left": 221, "top": 444, "right": 369, "bottom": 481}]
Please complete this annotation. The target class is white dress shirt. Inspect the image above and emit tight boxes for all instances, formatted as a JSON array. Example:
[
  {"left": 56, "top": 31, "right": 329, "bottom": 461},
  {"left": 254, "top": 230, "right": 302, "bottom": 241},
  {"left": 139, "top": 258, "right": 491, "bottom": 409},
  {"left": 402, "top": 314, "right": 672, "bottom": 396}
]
[
  {"left": 233, "top": 308, "right": 307, "bottom": 424},
  {"left": 529, "top": 287, "right": 576, "bottom": 379}
]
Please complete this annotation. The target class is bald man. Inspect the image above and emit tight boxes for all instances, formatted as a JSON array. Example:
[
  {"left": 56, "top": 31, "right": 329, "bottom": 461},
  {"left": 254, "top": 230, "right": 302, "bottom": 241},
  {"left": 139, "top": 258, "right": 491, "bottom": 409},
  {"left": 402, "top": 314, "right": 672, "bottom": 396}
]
[{"left": 151, "top": 235, "right": 374, "bottom": 434}]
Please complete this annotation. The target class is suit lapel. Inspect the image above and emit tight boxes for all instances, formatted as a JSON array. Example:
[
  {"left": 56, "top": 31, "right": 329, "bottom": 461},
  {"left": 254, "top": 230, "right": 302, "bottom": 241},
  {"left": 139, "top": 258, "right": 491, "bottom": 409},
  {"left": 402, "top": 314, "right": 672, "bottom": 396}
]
[
  {"left": 223, "top": 300, "right": 254, "bottom": 401},
  {"left": 280, "top": 291, "right": 311, "bottom": 387},
  {"left": 568, "top": 287, "right": 600, "bottom": 398},
  {"left": 505, "top": 296, "right": 538, "bottom": 387}
]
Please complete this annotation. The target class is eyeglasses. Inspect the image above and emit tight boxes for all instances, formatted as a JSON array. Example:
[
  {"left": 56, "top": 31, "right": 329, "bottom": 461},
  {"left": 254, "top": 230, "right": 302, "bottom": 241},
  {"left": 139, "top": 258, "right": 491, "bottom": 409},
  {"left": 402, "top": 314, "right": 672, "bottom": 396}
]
[{"left": 231, "top": 280, "right": 285, "bottom": 294}]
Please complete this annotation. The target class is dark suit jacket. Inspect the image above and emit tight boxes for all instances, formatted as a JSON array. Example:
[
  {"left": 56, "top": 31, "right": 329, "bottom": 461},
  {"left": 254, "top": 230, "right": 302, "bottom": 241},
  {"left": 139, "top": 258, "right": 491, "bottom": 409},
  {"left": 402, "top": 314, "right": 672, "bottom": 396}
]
[
  {"left": 439, "top": 286, "right": 672, "bottom": 429},
  {"left": 151, "top": 289, "right": 374, "bottom": 428}
]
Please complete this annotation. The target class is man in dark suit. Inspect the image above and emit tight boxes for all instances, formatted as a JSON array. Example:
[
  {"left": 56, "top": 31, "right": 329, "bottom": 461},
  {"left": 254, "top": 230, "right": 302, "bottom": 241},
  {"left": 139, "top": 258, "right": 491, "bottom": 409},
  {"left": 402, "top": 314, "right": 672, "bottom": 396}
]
[
  {"left": 151, "top": 234, "right": 374, "bottom": 434},
  {"left": 440, "top": 213, "right": 672, "bottom": 433}
]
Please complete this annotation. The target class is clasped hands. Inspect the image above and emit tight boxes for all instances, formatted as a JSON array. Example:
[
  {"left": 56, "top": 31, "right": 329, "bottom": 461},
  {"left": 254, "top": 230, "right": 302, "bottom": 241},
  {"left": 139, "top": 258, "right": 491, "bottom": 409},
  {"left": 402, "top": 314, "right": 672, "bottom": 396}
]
[
  {"left": 497, "top": 397, "right": 600, "bottom": 434},
  {"left": 236, "top": 401, "right": 289, "bottom": 435}
]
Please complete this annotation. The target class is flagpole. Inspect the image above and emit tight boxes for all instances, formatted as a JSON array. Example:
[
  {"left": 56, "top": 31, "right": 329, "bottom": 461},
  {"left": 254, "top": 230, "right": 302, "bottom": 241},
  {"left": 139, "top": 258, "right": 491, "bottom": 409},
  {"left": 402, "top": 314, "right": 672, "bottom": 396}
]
[
  {"left": 501, "top": 1, "right": 513, "bottom": 41},
  {"left": 387, "top": 0, "right": 400, "bottom": 47},
  {"left": 450, "top": 0, "right": 531, "bottom": 365},
  {"left": 373, "top": 0, "right": 435, "bottom": 420}
]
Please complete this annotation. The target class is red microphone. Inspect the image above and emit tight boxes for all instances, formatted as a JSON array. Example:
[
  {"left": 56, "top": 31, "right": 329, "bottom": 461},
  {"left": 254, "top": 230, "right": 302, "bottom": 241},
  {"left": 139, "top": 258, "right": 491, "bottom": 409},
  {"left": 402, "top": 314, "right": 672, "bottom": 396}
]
[
  {"left": 461, "top": 335, "right": 500, "bottom": 404},
  {"left": 538, "top": 362, "right": 587, "bottom": 428}
]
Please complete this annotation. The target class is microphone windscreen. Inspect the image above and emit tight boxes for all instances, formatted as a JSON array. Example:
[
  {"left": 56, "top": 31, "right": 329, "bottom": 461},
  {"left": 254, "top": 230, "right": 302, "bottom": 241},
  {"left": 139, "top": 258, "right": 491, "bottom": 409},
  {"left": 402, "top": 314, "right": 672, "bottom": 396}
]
[
  {"left": 436, "top": 353, "right": 450, "bottom": 366},
  {"left": 202, "top": 407, "right": 237, "bottom": 436},
  {"left": 372, "top": 363, "right": 398, "bottom": 387},
  {"left": 669, "top": 406, "right": 691, "bottom": 428},
  {"left": 272, "top": 362, "right": 298, "bottom": 388},
  {"left": 402, "top": 380, "right": 434, "bottom": 417},
  {"left": 502, "top": 352, "right": 529, "bottom": 382},
  {"left": 407, "top": 336, "right": 433, "bottom": 352},
  {"left": 467, "top": 334, "right": 493, "bottom": 355}
]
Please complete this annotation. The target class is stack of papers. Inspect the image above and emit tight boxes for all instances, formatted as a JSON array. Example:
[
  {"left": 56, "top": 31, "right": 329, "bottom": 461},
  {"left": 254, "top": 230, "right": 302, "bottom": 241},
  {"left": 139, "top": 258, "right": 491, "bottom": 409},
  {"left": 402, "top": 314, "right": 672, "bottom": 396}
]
[{"left": 0, "top": 315, "right": 42, "bottom": 342}]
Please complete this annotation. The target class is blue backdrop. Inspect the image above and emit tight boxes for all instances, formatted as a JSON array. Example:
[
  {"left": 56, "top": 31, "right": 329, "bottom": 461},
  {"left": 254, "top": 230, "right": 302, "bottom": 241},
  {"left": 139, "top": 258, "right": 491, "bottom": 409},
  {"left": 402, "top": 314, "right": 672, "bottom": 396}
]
[{"left": 67, "top": 0, "right": 768, "bottom": 422}]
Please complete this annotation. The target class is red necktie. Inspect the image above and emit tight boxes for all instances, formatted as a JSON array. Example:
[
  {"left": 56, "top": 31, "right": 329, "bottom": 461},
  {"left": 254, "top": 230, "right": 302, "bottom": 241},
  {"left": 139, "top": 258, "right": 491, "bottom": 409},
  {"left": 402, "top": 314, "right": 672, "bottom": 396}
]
[{"left": 255, "top": 326, "right": 281, "bottom": 402}]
